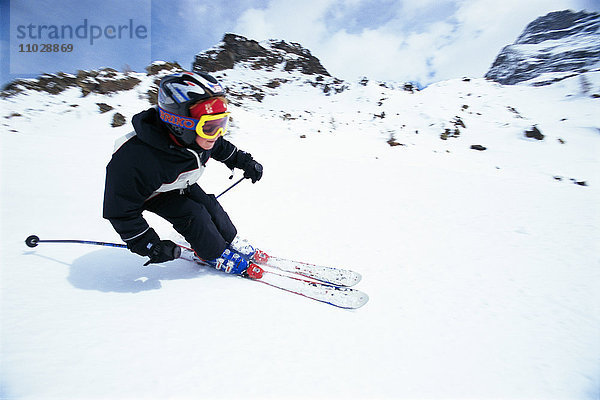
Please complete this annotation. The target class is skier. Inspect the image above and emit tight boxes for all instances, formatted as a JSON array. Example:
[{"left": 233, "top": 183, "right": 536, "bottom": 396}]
[{"left": 103, "top": 71, "right": 263, "bottom": 276}]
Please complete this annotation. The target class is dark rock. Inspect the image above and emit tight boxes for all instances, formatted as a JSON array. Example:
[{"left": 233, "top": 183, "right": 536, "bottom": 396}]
[
  {"left": 97, "top": 103, "right": 113, "bottom": 113},
  {"left": 266, "top": 79, "right": 288, "bottom": 88},
  {"left": 525, "top": 126, "right": 544, "bottom": 140},
  {"left": 145, "top": 61, "right": 184, "bottom": 75},
  {"left": 147, "top": 86, "right": 159, "bottom": 105},
  {"left": 387, "top": 138, "right": 405, "bottom": 147},
  {"left": 507, "top": 106, "right": 524, "bottom": 118},
  {"left": 403, "top": 83, "right": 415, "bottom": 92},
  {"left": 470, "top": 145, "right": 487, "bottom": 151},
  {"left": 111, "top": 112, "right": 126, "bottom": 127},
  {"left": 453, "top": 116, "right": 466, "bottom": 128},
  {"left": 441, "top": 128, "right": 460, "bottom": 140}
]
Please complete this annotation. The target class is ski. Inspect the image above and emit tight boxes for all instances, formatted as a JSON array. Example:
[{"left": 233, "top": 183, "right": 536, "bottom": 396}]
[
  {"left": 250, "top": 249, "right": 362, "bottom": 287},
  {"left": 179, "top": 248, "right": 369, "bottom": 309},
  {"left": 255, "top": 267, "right": 369, "bottom": 309}
]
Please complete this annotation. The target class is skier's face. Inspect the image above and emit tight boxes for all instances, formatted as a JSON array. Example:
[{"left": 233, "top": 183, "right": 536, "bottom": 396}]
[{"left": 195, "top": 135, "right": 217, "bottom": 150}]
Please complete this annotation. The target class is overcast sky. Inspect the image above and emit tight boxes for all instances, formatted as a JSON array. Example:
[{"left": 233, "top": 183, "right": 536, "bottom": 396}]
[{"left": 2, "top": 0, "right": 600, "bottom": 87}]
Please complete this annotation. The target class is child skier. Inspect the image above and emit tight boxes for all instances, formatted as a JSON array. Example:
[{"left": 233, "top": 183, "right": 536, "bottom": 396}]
[{"left": 103, "top": 71, "right": 263, "bottom": 276}]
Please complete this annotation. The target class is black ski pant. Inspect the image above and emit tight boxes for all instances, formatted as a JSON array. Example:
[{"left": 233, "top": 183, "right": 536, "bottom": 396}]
[{"left": 144, "top": 184, "right": 237, "bottom": 260}]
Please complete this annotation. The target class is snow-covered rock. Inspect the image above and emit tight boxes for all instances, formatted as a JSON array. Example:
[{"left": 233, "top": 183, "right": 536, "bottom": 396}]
[
  {"left": 485, "top": 10, "right": 600, "bottom": 85},
  {"left": 193, "top": 33, "right": 331, "bottom": 77}
]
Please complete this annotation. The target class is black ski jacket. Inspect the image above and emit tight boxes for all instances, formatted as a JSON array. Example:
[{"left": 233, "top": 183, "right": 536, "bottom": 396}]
[{"left": 103, "top": 107, "right": 247, "bottom": 243}]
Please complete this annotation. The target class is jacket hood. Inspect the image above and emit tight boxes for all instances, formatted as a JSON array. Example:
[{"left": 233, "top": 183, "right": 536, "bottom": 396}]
[{"left": 131, "top": 107, "right": 175, "bottom": 152}]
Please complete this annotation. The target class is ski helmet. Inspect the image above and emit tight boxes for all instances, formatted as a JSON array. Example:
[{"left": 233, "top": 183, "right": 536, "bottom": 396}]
[{"left": 157, "top": 71, "right": 226, "bottom": 145}]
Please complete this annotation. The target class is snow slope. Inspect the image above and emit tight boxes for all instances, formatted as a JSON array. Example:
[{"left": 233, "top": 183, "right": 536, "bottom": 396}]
[{"left": 1, "top": 63, "right": 599, "bottom": 399}]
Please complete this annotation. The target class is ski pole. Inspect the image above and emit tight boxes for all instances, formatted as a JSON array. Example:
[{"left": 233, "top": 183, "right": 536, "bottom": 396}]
[
  {"left": 26, "top": 178, "right": 247, "bottom": 249},
  {"left": 25, "top": 234, "right": 196, "bottom": 267},
  {"left": 25, "top": 235, "right": 127, "bottom": 249},
  {"left": 25, "top": 234, "right": 195, "bottom": 253},
  {"left": 216, "top": 177, "right": 245, "bottom": 199}
]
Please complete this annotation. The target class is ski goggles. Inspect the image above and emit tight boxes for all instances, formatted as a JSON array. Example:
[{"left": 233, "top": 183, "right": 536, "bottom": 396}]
[
  {"left": 195, "top": 112, "right": 231, "bottom": 139},
  {"left": 158, "top": 107, "right": 230, "bottom": 140}
]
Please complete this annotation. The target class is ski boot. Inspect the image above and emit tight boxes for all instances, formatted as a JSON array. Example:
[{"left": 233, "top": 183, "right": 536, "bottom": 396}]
[
  {"left": 229, "top": 236, "right": 257, "bottom": 259},
  {"left": 206, "top": 247, "right": 264, "bottom": 279},
  {"left": 228, "top": 236, "right": 270, "bottom": 267}
]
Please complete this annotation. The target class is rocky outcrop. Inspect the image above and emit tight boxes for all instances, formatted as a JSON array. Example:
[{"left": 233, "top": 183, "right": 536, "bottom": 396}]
[
  {"left": 1, "top": 68, "right": 142, "bottom": 98},
  {"left": 1, "top": 61, "right": 185, "bottom": 99},
  {"left": 485, "top": 10, "right": 600, "bottom": 85},
  {"left": 193, "top": 33, "right": 330, "bottom": 76},
  {"left": 192, "top": 33, "right": 348, "bottom": 103}
]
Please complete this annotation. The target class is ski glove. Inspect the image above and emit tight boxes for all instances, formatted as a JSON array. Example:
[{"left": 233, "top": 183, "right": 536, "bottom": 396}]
[
  {"left": 235, "top": 151, "right": 263, "bottom": 183},
  {"left": 126, "top": 228, "right": 181, "bottom": 265},
  {"left": 144, "top": 240, "right": 181, "bottom": 266},
  {"left": 243, "top": 161, "right": 263, "bottom": 183}
]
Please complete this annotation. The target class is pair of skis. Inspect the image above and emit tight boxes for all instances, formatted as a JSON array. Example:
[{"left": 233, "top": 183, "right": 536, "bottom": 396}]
[{"left": 180, "top": 247, "right": 369, "bottom": 309}]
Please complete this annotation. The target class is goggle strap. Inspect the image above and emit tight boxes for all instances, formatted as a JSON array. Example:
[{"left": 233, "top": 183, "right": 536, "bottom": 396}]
[{"left": 158, "top": 107, "right": 229, "bottom": 140}]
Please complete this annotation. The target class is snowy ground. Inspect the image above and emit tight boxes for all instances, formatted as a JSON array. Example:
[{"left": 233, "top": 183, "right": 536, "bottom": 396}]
[{"left": 1, "top": 70, "right": 599, "bottom": 399}]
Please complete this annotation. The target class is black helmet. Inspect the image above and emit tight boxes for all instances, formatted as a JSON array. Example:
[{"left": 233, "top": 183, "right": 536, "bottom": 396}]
[{"left": 157, "top": 71, "right": 226, "bottom": 145}]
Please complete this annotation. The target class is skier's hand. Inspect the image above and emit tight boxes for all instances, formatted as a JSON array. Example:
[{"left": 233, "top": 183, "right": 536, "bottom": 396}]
[
  {"left": 234, "top": 151, "right": 263, "bottom": 183},
  {"left": 126, "top": 228, "right": 181, "bottom": 265},
  {"left": 144, "top": 240, "right": 181, "bottom": 266},
  {"left": 243, "top": 160, "right": 263, "bottom": 183}
]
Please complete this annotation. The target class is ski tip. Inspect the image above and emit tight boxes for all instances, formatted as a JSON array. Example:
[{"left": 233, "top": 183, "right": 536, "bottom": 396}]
[
  {"left": 336, "top": 271, "right": 361, "bottom": 287},
  {"left": 333, "top": 289, "right": 369, "bottom": 309},
  {"left": 353, "top": 291, "right": 369, "bottom": 309}
]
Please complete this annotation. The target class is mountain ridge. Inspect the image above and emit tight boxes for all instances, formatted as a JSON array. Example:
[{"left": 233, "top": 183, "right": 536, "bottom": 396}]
[{"left": 485, "top": 9, "right": 600, "bottom": 85}]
